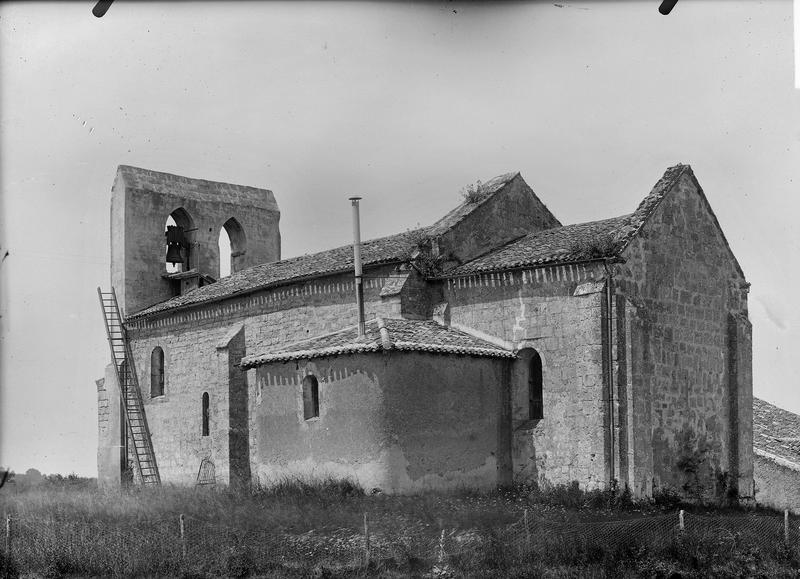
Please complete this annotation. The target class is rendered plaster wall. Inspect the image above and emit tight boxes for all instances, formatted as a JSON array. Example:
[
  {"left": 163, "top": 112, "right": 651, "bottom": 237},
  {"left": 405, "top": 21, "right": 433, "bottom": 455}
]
[
  {"left": 249, "top": 352, "right": 510, "bottom": 493},
  {"left": 118, "top": 269, "right": 403, "bottom": 485},
  {"left": 443, "top": 263, "right": 608, "bottom": 490},
  {"left": 754, "top": 452, "right": 800, "bottom": 515},
  {"left": 615, "top": 171, "right": 752, "bottom": 500},
  {"left": 110, "top": 167, "right": 281, "bottom": 316}
]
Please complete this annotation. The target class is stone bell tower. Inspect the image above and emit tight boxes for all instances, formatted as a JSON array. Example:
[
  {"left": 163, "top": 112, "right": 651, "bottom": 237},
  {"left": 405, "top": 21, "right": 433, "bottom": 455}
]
[{"left": 110, "top": 165, "right": 281, "bottom": 316}]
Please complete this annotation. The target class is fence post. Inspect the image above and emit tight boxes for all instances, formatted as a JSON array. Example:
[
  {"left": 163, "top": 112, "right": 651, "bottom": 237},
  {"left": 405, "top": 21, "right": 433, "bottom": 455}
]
[
  {"left": 524, "top": 509, "right": 531, "bottom": 549},
  {"left": 4, "top": 515, "right": 10, "bottom": 556},
  {"left": 785, "top": 509, "right": 790, "bottom": 544},
  {"left": 179, "top": 514, "right": 186, "bottom": 560},
  {"left": 363, "top": 512, "right": 370, "bottom": 567},
  {"left": 678, "top": 510, "right": 684, "bottom": 532}
]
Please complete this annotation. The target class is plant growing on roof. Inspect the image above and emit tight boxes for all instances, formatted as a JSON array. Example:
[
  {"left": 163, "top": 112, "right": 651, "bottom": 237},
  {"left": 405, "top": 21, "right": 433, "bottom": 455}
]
[
  {"left": 568, "top": 232, "right": 618, "bottom": 260},
  {"left": 406, "top": 228, "right": 445, "bottom": 277},
  {"left": 460, "top": 180, "right": 487, "bottom": 204}
]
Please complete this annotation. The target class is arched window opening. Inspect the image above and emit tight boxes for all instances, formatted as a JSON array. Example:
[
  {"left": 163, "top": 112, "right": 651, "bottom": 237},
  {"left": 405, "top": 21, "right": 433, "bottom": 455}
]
[
  {"left": 202, "top": 392, "right": 210, "bottom": 436},
  {"left": 529, "top": 351, "right": 544, "bottom": 420},
  {"left": 218, "top": 217, "right": 246, "bottom": 278},
  {"left": 150, "top": 347, "right": 164, "bottom": 398},
  {"left": 165, "top": 208, "right": 194, "bottom": 274},
  {"left": 218, "top": 227, "right": 232, "bottom": 278},
  {"left": 302, "top": 375, "right": 320, "bottom": 420}
]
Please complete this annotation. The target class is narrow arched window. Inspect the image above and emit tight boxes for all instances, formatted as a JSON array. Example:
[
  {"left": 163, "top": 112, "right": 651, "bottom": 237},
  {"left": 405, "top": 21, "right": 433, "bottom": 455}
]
[
  {"left": 150, "top": 347, "right": 164, "bottom": 398},
  {"left": 302, "top": 375, "right": 320, "bottom": 420},
  {"left": 529, "top": 351, "right": 543, "bottom": 420},
  {"left": 202, "top": 392, "right": 210, "bottom": 436}
]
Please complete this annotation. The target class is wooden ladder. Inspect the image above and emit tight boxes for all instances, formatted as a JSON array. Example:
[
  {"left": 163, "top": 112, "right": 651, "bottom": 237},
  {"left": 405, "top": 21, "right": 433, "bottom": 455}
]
[{"left": 97, "top": 287, "right": 161, "bottom": 486}]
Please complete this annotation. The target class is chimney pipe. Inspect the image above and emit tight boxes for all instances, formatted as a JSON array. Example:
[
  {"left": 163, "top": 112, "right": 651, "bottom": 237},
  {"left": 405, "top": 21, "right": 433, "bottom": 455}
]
[{"left": 349, "top": 196, "right": 366, "bottom": 338}]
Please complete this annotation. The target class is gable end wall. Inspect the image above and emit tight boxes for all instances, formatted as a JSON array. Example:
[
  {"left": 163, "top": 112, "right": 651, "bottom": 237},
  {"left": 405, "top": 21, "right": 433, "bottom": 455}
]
[
  {"left": 437, "top": 176, "right": 561, "bottom": 266},
  {"left": 615, "top": 171, "right": 752, "bottom": 499}
]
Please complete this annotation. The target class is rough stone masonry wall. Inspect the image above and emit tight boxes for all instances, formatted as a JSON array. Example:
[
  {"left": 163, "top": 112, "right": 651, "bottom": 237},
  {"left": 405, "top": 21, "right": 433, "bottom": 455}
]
[
  {"left": 111, "top": 170, "right": 280, "bottom": 316},
  {"left": 443, "top": 262, "right": 608, "bottom": 490},
  {"left": 615, "top": 171, "right": 752, "bottom": 500},
  {"left": 123, "top": 268, "right": 403, "bottom": 485},
  {"left": 126, "top": 323, "right": 233, "bottom": 485},
  {"left": 249, "top": 352, "right": 509, "bottom": 493},
  {"left": 753, "top": 451, "right": 800, "bottom": 515}
]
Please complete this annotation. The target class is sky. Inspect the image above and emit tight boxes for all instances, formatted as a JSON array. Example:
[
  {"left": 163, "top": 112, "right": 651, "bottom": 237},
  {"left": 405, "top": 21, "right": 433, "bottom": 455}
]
[{"left": 0, "top": 1, "right": 798, "bottom": 477}]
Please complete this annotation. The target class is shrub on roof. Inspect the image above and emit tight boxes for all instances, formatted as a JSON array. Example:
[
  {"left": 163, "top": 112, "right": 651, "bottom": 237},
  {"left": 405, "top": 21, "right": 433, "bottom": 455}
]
[
  {"left": 568, "top": 232, "right": 618, "bottom": 260},
  {"left": 459, "top": 180, "right": 486, "bottom": 204}
]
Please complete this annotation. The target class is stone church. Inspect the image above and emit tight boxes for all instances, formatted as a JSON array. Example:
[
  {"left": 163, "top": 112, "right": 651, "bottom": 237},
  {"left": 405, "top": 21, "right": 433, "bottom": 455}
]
[{"left": 97, "top": 163, "right": 753, "bottom": 500}]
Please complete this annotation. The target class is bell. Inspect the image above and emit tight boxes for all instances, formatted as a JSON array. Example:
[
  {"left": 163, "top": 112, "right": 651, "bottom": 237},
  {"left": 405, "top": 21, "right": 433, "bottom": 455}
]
[
  {"left": 165, "top": 225, "right": 185, "bottom": 265},
  {"left": 165, "top": 243, "right": 183, "bottom": 265},
  {"left": 165, "top": 225, "right": 185, "bottom": 245}
]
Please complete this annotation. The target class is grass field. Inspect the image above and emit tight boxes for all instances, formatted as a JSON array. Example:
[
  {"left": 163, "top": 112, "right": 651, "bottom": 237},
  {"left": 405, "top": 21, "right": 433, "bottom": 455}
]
[{"left": 1, "top": 476, "right": 798, "bottom": 577}]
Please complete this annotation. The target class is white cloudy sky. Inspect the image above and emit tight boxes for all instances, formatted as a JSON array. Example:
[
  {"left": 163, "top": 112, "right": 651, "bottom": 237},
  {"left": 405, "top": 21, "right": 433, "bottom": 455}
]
[{"left": 0, "top": 1, "right": 797, "bottom": 476}]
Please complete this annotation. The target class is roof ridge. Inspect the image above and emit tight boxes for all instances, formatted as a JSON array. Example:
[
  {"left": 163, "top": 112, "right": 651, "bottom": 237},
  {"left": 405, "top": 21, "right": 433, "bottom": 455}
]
[
  {"left": 241, "top": 316, "right": 515, "bottom": 367},
  {"left": 272, "top": 318, "right": 379, "bottom": 351},
  {"left": 613, "top": 164, "right": 690, "bottom": 256},
  {"left": 285, "top": 226, "right": 428, "bottom": 259}
]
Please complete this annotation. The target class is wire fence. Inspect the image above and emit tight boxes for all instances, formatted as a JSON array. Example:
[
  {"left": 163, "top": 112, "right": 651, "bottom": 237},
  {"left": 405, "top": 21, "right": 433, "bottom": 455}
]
[{"left": 1, "top": 508, "right": 798, "bottom": 577}]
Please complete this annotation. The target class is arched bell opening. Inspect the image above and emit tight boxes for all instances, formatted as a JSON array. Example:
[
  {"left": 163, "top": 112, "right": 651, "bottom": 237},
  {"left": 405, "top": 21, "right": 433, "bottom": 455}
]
[
  {"left": 165, "top": 208, "right": 195, "bottom": 274},
  {"left": 218, "top": 217, "right": 247, "bottom": 278}
]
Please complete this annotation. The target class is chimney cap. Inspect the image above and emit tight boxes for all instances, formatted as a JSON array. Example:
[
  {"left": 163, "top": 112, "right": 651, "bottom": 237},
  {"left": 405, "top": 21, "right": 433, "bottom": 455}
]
[{"left": 349, "top": 196, "right": 362, "bottom": 202}]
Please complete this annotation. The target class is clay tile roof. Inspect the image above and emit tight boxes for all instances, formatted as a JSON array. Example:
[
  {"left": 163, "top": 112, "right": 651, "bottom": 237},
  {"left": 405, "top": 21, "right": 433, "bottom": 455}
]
[
  {"left": 129, "top": 228, "right": 427, "bottom": 319},
  {"left": 443, "top": 164, "right": 691, "bottom": 277},
  {"left": 753, "top": 397, "right": 800, "bottom": 466},
  {"left": 240, "top": 317, "right": 515, "bottom": 368},
  {"left": 445, "top": 214, "right": 635, "bottom": 276}
]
